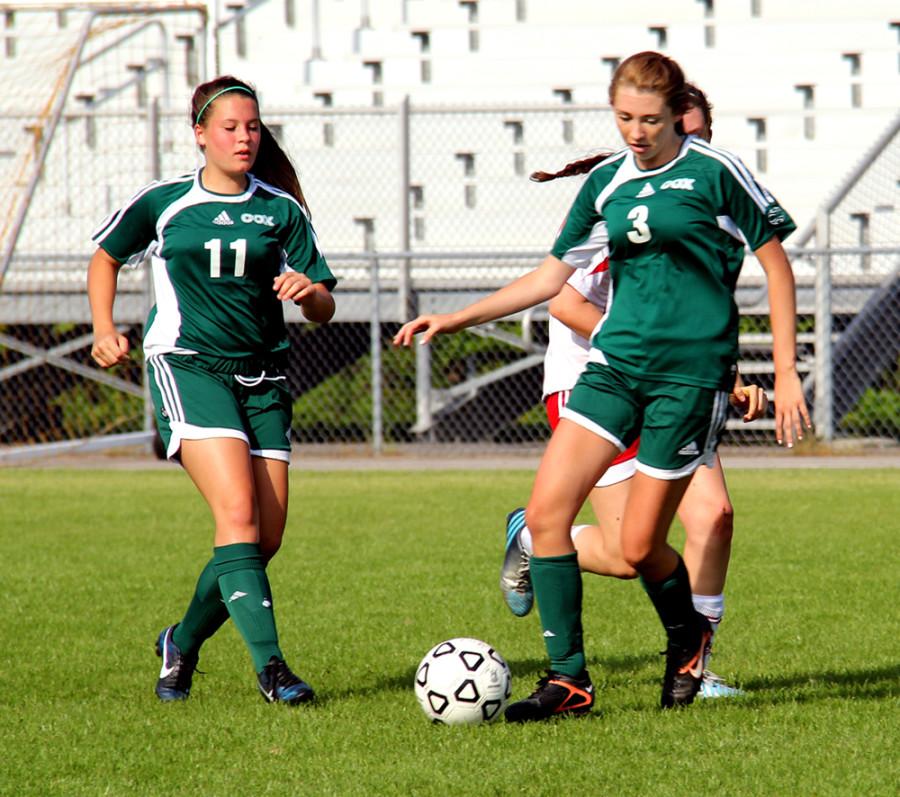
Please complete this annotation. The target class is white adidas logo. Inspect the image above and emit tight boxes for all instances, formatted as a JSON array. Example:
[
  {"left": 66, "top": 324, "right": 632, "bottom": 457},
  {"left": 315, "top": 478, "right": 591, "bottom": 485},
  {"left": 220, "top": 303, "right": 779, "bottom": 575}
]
[
  {"left": 636, "top": 182, "right": 655, "bottom": 198},
  {"left": 678, "top": 441, "right": 700, "bottom": 456},
  {"left": 212, "top": 210, "right": 234, "bottom": 226},
  {"left": 542, "top": 629, "right": 556, "bottom": 638},
  {"left": 227, "top": 590, "right": 248, "bottom": 603}
]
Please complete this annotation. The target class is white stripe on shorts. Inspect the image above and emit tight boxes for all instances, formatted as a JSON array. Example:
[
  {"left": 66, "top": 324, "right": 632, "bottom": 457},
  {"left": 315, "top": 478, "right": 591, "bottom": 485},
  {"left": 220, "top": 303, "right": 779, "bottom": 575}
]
[
  {"left": 558, "top": 406, "right": 627, "bottom": 451},
  {"left": 149, "top": 354, "right": 185, "bottom": 423}
]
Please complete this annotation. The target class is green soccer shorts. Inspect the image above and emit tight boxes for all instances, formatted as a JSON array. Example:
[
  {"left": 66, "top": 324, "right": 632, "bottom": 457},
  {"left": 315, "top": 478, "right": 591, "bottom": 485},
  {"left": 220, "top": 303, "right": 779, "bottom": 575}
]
[
  {"left": 147, "top": 353, "right": 292, "bottom": 462},
  {"left": 561, "top": 361, "right": 729, "bottom": 479}
]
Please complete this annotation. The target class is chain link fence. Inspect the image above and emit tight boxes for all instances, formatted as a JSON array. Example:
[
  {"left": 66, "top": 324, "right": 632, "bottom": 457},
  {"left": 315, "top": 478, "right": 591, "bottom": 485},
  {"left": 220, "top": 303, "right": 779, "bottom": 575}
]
[{"left": 0, "top": 6, "right": 897, "bottom": 457}]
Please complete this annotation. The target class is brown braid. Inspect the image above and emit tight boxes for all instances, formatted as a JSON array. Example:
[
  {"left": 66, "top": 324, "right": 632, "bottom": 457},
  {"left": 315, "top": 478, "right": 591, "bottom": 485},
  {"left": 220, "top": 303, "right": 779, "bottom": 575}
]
[{"left": 530, "top": 151, "right": 612, "bottom": 183}]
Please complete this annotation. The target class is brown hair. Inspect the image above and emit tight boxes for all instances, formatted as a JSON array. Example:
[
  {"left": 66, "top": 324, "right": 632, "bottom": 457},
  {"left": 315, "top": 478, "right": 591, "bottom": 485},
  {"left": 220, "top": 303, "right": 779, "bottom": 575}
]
[
  {"left": 681, "top": 82, "right": 714, "bottom": 140},
  {"left": 608, "top": 50, "right": 691, "bottom": 117},
  {"left": 191, "top": 75, "right": 309, "bottom": 214},
  {"left": 530, "top": 151, "right": 612, "bottom": 183}
]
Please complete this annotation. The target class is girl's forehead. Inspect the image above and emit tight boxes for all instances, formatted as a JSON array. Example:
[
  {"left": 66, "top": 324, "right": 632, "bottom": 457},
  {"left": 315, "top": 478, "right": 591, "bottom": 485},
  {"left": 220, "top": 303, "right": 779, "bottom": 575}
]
[
  {"left": 206, "top": 93, "right": 259, "bottom": 120},
  {"left": 612, "top": 85, "right": 669, "bottom": 115}
]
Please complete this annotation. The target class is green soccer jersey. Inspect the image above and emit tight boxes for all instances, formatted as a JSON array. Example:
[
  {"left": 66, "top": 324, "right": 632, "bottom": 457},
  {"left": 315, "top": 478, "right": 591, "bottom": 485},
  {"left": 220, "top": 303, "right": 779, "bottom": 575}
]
[
  {"left": 92, "top": 169, "right": 336, "bottom": 359},
  {"left": 551, "top": 136, "right": 795, "bottom": 389}
]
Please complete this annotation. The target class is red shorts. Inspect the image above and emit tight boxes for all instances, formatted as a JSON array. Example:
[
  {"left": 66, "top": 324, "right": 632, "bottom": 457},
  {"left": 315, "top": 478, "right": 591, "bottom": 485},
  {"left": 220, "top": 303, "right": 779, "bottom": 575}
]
[{"left": 545, "top": 390, "right": 638, "bottom": 487}]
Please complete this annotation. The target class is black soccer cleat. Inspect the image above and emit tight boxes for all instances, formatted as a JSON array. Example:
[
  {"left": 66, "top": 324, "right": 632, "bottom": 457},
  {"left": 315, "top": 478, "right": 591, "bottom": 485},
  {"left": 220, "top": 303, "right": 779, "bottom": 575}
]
[
  {"left": 257, "top": 656, "right": 315, "bottom": 706},
  {"left": 154, "top": 624, "right": 198, "bottom": 702},
  {"left": 660, "top": 617, "right": 712, "bottom": 709},
  {"left": 504, "top": 670, "right": 594, "bottom": 722}
]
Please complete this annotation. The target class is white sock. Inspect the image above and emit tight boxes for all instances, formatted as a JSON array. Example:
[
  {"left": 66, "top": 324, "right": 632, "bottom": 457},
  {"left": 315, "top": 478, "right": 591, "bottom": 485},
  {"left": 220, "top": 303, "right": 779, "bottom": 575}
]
[
  {"left": 692, "top": 593, "right": 725, "bottom": 655},
  {"left": 570, "top": 524, "right": 589, "bottom": 543},
  {"left": 520, "top": 524, "right": 533, "bottom": 555},
  {"left": 520, "top": 523, "right": 587, "bottom": 556}
]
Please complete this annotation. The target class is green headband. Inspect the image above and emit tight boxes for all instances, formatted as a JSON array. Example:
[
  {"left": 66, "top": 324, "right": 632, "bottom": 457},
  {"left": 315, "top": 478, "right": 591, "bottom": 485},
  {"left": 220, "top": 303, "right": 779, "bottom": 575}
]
[{"left": 194, "top": 85, "right": 256, "bottom": 126}]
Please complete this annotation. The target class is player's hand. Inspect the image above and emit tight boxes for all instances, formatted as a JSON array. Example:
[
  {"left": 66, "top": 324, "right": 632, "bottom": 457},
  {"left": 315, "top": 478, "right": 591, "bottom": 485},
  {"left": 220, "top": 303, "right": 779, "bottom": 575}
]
[
  {"left": 273, "top": 271, "right": 315, "bottom": 303},
  {"left": 393, "top": 313, "right": 463, "bottom": 346},
  {"left": 773, "top": 368, "right": 812, "bottom": 448},
  {"left": 91, "top": 330, "right": 130, "bottom": 368},
  {"left": 729, "top": 383, "right": 769, "bottom": 422}
]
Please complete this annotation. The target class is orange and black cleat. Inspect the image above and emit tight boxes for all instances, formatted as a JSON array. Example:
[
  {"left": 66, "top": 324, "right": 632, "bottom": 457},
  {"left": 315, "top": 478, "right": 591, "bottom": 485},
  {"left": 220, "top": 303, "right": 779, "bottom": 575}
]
[
  {"left": 661, "top": 618, "right": 712, "bottom": 709},
  {"left": 504, "top": 670, "right": 595, "bottom": 722}
]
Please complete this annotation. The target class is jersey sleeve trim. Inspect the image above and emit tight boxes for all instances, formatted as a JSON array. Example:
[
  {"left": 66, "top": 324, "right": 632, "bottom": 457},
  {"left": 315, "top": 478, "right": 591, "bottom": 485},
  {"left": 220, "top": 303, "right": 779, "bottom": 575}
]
[
  {"left": 91, "top": 173, "right": 193, "bottom": 245},
  {"left": 688, "top": 140, "right": 771, "bottom": 212}
]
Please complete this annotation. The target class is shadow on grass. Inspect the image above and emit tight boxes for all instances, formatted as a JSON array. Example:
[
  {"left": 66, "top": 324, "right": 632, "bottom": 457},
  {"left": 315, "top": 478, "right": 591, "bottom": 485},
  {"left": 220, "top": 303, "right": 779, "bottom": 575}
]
[
  {"left": 736, "top": 662, "right": 900, "bottom": 704},
  {"left": 322, "top": 656, "right": 899, "bottom": 714},
  {"left": 321, "top": 651, "right": 657, "bottom": 705}
]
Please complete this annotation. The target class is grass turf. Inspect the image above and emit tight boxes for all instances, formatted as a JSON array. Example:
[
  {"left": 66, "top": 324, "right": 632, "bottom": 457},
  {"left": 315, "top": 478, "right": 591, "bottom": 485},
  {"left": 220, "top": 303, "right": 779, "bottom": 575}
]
[{"left": 0, "top": 468, "right": 897, "bottom": 796}]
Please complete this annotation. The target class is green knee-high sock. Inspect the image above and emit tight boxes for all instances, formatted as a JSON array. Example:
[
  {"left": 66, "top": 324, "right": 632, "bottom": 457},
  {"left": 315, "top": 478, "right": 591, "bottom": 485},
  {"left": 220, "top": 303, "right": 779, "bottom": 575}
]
[
  {"left": 213, "top": 543, "right": 283, "bottom": 672},
  {"left": 640, "top": 554, "right": 702, "bottom": 649},
  {"left": 172, "top": 558, "right": 230, "bottom": 657},
  {"left": 531, "top": 552, "right": 585, "bottom": 678}
]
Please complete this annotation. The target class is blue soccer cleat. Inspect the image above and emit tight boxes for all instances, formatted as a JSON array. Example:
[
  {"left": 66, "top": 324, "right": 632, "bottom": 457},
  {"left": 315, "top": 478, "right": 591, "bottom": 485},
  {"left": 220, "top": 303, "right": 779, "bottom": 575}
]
[
  {"left": 500, "top": 507, "right": 534, "bottom": 617},
  {"left": 257, "top": 657, "right": 315, "bottom": 706},
  {"left": 699, "top": 668, "right": 745, "bottom": 698}
]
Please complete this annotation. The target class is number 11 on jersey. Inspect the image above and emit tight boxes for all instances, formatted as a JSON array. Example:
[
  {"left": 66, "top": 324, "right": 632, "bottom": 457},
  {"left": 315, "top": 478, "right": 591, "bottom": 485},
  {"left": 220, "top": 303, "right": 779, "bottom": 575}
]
[{"left": 204, "top": 238, "right": 247, "bottom": 278}]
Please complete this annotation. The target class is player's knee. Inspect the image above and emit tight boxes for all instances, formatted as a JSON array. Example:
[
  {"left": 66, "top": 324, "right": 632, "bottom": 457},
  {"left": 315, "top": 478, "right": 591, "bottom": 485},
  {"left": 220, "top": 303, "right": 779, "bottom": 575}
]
[
  {"left": 216, "top": 493, "right": 257, "bottom": 535},
  {"left": 606, "top": 561, "right": 639, "bottom": 579},
  {"left": 524, "top": 501, "right": 570, "bottom": 545},
  {"left": 620, "top": 537, "right": 656, "bottom": 571},
  {"left": 706, "top": 501, "right": 734, "bottom": 544}
]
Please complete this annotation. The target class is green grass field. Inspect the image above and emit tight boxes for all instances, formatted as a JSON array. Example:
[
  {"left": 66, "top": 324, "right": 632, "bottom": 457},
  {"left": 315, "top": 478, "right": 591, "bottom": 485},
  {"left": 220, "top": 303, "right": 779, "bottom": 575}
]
[{"left": 1, "top": 467, "right": 897, "bottom": 796}]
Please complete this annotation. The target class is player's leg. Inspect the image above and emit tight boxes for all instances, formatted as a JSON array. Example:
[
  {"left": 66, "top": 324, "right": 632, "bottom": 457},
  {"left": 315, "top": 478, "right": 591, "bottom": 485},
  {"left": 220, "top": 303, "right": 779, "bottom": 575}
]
[
  {"left": 504, "top": 417, "right": 620, "bottom": 722},
  {"left": 253, "top": 455, "right": 289, "bottom": 560},
  {"left": 240, "top": 376, "right": 313, "bottom": 704},
  {"left": 178, "top": 437, "right": 310, "bottom": 704},
  {"left": 679, "top": 455, "right": 733, "bottom": 597},
  {"left": 626, "top": 381, "right": 728, "bottom": 708},
  {"left": 621, "top": 471, "right": 710, "bottom": 708},
  {"left": 500, "top": 397, "right": 636, "bottom": 616},
  {"left": 163, "top": 456, "right": 290, "bottom": 670},
  {"left": 577, "top": 455, "right": 639, "bottom": 578},
  {"left": 249, "top": 454, "right": 313, "bottom": 702},
  {"left": 677, "top": 455, "right": 742, "bottom": 697},
  {"left": 148, "top": 356, "right": 244, "bottom": 700}
]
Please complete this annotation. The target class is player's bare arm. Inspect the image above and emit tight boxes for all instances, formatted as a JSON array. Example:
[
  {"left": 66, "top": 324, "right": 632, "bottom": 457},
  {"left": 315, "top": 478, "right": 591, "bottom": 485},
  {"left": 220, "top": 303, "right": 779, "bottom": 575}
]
[
  {"left": 755, "top": 237, "right": 812, "bottom": 446},
  {"left": 274, "top": 271, "right": 335, "bottom": 323},
  {"left": 393, "top": 254, "right": 573, "bottom": 346},
  {"left": 548, "top": 283, "right": 604, "bottom": 340},
  {"left": 87, "top": 247, "right": 130, "bottom": 368}
]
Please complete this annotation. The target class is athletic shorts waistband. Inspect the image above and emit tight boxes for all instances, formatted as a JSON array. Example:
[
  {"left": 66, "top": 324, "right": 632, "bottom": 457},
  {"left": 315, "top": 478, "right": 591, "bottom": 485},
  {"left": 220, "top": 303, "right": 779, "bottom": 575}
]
[{"left": 167, "top": 352, "right": 288, "bottom": 376}]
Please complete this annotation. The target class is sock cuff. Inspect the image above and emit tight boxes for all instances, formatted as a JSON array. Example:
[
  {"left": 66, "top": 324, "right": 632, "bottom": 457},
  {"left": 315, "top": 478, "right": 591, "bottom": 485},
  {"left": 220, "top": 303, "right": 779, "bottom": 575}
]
[
  {"left": 640, "top": 555, "right": 689, "bottom": 597},
  {"left": 213, "top": 542, "right": 264, "bottom": 575},
  {"left": 692, "top": 592, "right": 725, "bottom": 623},
  {"left": 570, "top": 524, "right": 590, "bottom": 542},
  {"left": 532, "top": 552, "right": 579, "bottom": 568}
]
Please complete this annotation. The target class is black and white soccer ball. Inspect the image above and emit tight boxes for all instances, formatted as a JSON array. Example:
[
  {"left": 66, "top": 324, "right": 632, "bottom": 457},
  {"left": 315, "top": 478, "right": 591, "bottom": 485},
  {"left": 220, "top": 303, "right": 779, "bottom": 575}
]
[{"left": 414, "top": 637, "right": 512, "bottom": 725}]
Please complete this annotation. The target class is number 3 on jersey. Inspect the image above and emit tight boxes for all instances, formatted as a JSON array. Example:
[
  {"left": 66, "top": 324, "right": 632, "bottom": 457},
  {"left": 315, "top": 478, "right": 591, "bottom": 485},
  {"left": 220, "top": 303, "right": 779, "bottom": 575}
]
[
  {"left": 205, "top": 238, "right": 247, "bottom": 278},
  {"left": 626, "top": 205, "right": 652, "bottom": 244}
]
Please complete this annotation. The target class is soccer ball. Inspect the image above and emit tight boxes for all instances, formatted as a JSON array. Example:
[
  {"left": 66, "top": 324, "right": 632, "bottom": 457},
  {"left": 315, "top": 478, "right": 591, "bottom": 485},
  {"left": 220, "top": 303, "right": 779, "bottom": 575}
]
[{"left": 414, "top": 637, "right": 512, "bottom": 725}]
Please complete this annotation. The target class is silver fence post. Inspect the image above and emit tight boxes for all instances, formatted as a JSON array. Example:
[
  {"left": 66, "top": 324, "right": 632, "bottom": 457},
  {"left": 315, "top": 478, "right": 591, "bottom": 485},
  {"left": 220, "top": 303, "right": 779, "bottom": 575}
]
[
  {"left": 356, "top": 217, "right": 382, "bottom": 454},
  {"left": 370, "top": 252, "right": 383, "bottom": 454},
  {"left": 398, "top": 95, "right": 412, "bottom": 321},
  {"left": 814, "top": 208, "right": 833, "bottom": 441},
  {"left": 142, "top": 99, "right": 162, "bottom": 453},
  {"left": 416, "top": 341, "right": 432, "bottom": 442},
  {"left": 405, "top": 99, "right": 432, "bottom": 440}
]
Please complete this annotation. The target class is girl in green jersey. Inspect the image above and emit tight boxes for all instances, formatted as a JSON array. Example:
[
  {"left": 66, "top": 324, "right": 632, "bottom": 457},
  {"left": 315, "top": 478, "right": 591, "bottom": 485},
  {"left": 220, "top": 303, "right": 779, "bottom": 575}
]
[
  {"left": 394, "top": 52, "right": 810, "bottom": 720},
  {"left": 499, "top": 85, "right": 765, "bottom": 700},
  {"left": 89, "top": 76, "right": 336, "bottom": 705}
]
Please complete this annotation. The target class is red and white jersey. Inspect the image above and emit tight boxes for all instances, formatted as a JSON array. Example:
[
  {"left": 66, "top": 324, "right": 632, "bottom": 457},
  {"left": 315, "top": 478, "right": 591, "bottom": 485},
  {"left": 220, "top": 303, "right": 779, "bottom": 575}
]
[{"left": 542, "top": 255, "right": 613, "bottom": 399}]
